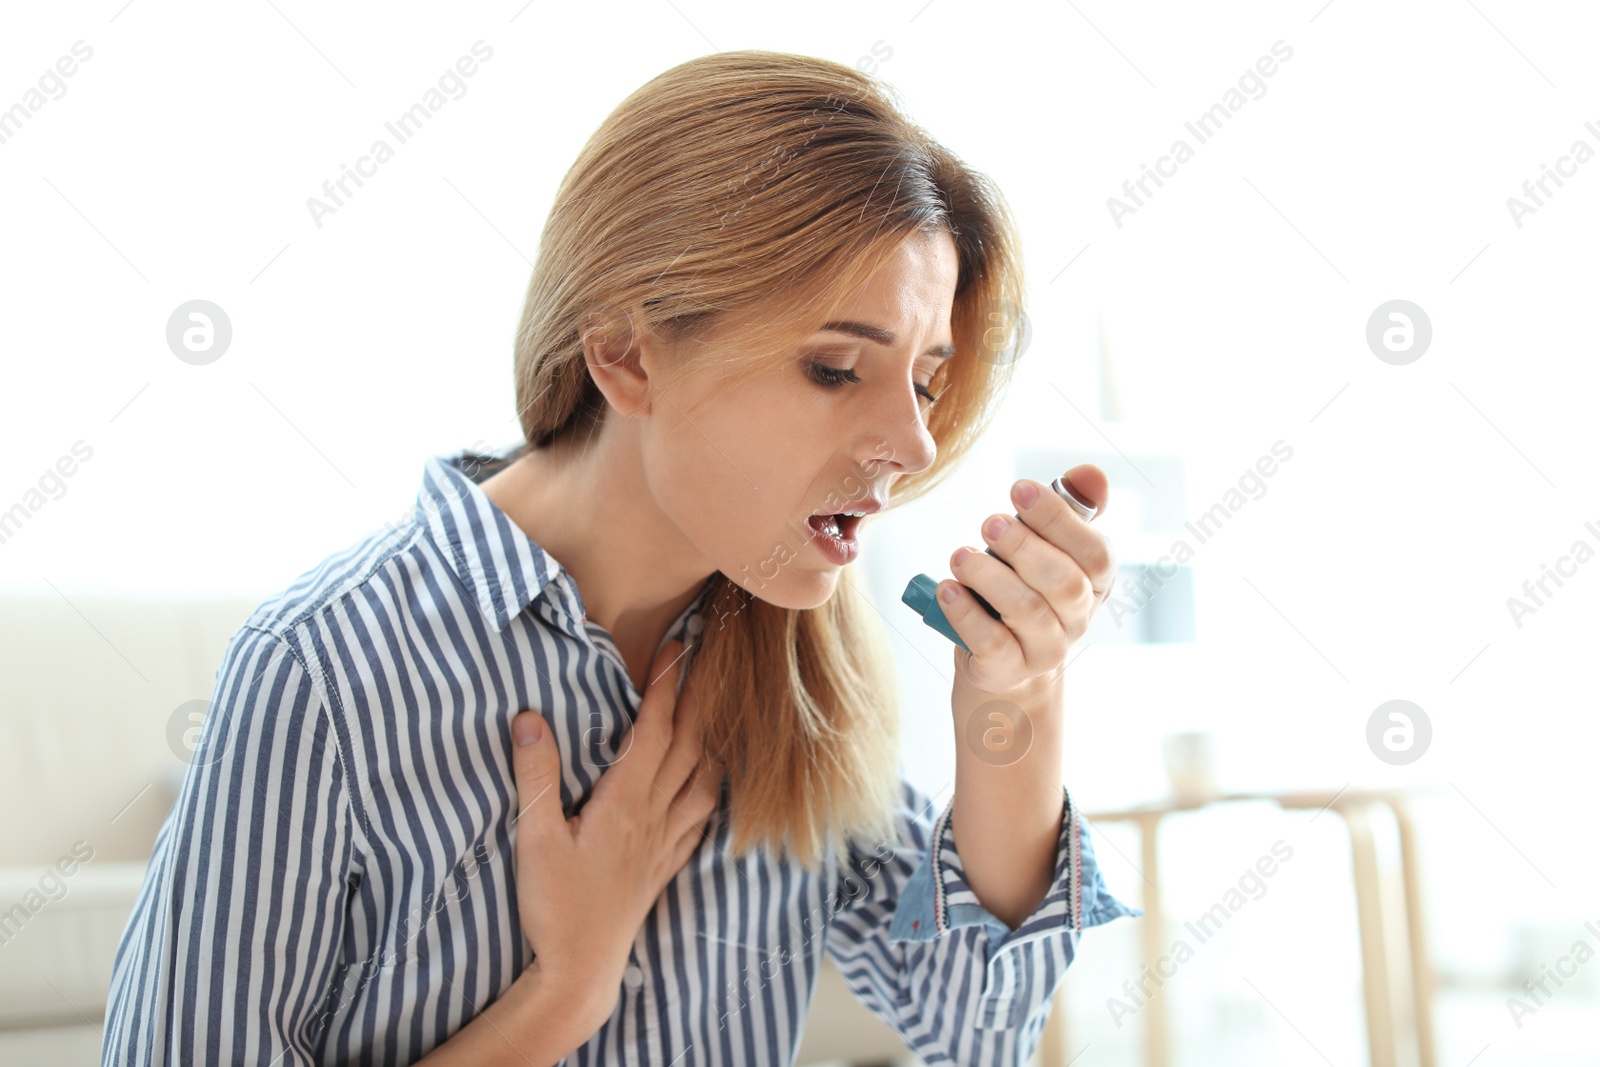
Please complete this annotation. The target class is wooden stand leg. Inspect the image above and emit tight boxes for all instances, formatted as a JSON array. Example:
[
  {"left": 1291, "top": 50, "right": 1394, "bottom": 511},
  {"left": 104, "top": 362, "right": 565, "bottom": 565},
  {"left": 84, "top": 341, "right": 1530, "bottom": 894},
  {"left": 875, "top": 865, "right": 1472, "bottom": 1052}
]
[
  {"left": 1386, "top": 799, "right": 1436, "bottom": 1067},
  {"left": 1136, "top": 813, "right": 1169, "bottom": 1067},
  {"left": 1338, "top": 802, "right": 1396, "bottom": 1067}
]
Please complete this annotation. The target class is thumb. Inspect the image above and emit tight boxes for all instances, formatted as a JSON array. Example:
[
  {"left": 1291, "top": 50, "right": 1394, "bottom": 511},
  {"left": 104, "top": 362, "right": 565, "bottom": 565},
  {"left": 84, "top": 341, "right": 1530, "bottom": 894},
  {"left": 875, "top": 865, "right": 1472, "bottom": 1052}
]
[
  {"left": 511, "top": 711, "right": 564, "bottom": 846},
  {"left": 1061, "top": 463, "right": 1108, "bottom": 518}
]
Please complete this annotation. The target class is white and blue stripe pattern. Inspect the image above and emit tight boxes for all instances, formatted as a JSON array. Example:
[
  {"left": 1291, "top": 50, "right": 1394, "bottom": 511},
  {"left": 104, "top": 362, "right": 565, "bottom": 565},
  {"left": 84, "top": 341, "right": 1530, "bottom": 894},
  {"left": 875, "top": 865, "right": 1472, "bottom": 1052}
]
[{"left": 102, "top": 451, "right": 1140, "bottom": 1066}]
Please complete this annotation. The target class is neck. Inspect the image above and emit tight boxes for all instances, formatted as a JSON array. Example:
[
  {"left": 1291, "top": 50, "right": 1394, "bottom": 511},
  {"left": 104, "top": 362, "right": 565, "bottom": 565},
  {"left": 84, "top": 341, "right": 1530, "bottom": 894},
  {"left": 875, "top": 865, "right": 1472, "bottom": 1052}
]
[{"left": 480, "top": 431, "right": 714, "bottom": 691}]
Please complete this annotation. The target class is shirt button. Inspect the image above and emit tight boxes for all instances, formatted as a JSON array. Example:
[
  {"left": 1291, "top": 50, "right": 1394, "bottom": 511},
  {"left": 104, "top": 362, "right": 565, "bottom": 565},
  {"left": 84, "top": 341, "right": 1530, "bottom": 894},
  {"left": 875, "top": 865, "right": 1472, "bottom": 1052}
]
[
  {"left": 623, "top": 964, "right": 645, "bottom": 989},
  {"left": 686, "top": 615, "right": 705, "bottom": 636}
]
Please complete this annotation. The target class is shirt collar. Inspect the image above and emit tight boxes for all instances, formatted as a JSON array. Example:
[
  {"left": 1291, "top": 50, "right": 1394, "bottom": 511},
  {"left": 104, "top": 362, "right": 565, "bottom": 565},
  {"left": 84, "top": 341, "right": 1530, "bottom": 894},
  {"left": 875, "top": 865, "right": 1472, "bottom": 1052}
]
[
  {"left": 415, "top": 447, "right": 716, "bottom": 640},
  {"left": 416, "top": 448, "right": 568, "bottom": 632}
]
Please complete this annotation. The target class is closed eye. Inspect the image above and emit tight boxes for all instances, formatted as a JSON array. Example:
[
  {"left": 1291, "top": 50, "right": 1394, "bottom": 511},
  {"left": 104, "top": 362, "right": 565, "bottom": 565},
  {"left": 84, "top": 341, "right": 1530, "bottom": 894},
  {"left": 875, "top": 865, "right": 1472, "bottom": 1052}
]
[{"left": 807, "top": 362, "right": 942, "bottom": 405}]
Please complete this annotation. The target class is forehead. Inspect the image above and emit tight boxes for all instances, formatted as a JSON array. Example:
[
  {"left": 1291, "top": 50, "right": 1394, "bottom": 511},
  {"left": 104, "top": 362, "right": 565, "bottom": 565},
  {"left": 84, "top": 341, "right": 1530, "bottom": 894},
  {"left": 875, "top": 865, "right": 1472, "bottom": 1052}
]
[{"left": 815, "top": 230, "right": 958, "bottom": 338}]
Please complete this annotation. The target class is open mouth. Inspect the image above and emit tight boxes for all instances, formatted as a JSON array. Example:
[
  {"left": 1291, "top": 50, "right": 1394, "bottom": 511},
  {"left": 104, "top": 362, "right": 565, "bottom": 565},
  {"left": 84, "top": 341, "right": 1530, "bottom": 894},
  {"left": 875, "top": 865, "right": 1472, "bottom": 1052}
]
[{"left": 807, "top": 511, "right": 865, "bottom": 543}]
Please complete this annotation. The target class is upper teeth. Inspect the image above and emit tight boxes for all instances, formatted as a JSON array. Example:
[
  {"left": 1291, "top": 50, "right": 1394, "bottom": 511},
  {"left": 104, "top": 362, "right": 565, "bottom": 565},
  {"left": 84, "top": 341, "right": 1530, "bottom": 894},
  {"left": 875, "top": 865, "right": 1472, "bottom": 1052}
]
[{"left": 842, "top": 511, "right": 866, "bottom": 517}]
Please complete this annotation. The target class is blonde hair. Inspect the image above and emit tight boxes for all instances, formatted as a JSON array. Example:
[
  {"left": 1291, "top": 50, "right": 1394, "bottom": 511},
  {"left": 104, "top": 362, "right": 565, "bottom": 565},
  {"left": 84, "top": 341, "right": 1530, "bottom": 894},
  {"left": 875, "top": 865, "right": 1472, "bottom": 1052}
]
[{"left": 511, "top": 49, "right": 1026, "bottom": 873}]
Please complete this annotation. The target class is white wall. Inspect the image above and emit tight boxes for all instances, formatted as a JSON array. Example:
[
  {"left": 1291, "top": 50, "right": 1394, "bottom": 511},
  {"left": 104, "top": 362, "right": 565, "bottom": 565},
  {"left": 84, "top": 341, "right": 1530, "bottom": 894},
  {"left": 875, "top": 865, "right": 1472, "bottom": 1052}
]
[{"left": 3, "top": 2, "right": 1597, "bottom": 1062}]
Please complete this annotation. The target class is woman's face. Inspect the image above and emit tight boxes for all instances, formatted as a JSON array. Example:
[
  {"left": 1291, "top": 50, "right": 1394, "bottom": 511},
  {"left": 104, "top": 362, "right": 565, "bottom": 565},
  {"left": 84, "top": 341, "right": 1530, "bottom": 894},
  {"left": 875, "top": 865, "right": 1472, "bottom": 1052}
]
[{"left": 641, "top": 228, "right": 957, "bottom": 611}]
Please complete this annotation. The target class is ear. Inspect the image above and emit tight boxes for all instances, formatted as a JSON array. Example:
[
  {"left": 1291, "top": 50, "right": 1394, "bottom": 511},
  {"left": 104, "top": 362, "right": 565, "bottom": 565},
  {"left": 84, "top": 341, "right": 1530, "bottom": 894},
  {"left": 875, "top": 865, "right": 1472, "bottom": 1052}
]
[{"left": 581, "top": 304, "right": 664, "bottom": 419}]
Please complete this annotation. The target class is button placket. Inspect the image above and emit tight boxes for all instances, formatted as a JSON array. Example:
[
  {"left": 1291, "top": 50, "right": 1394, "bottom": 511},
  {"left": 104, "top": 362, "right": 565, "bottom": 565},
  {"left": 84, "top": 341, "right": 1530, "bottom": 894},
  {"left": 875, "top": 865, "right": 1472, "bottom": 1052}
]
[{"left": 623, "top": 935, "right": 650, "bottom": 997}]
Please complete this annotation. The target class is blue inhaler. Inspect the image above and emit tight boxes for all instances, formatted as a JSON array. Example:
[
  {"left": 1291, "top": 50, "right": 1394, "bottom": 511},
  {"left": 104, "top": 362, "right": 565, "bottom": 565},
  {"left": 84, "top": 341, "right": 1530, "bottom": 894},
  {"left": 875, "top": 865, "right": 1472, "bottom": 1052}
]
[{"left": 902, "top": 475, "right": 1098, "bottom": 652}]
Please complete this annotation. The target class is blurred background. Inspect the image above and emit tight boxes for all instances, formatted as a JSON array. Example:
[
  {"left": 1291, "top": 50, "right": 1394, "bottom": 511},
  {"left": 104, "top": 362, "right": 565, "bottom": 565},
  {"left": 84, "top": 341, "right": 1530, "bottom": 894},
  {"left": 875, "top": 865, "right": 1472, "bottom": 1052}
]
[{"left": 2, "top": 1, "right": 1596, "bottom": 1064}]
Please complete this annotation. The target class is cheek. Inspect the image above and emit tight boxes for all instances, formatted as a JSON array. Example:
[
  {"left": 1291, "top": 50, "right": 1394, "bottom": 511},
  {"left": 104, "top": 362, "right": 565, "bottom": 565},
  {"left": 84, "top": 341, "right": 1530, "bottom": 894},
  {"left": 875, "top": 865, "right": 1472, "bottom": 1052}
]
[{"left": 654, "top": 390, "right": 828, "bottom": 553}]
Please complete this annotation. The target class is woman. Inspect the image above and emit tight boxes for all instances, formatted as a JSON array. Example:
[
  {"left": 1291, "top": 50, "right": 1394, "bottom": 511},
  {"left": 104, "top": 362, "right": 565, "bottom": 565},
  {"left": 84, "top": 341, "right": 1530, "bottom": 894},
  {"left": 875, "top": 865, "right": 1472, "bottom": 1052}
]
[{"left": 102, "top": 49, "right": 1139, "bottom": 1066}]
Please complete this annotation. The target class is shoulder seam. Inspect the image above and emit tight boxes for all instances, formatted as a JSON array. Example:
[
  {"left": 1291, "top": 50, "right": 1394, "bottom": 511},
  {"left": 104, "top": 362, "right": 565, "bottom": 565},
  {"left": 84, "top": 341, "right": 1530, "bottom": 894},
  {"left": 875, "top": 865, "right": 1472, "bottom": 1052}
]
[
  {"left": 248, "top": 522, "right": 427, "bottom": 641},
  {"left": 239, "top": 622, "right": 375, "bottom": 856}
]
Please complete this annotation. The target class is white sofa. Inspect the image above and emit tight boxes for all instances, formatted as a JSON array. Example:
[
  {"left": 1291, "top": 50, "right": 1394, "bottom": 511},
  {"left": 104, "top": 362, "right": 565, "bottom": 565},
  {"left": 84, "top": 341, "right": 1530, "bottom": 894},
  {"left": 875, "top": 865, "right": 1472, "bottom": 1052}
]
[{"left": 0, "top": 591, "right": 937, "bottom": 1066}]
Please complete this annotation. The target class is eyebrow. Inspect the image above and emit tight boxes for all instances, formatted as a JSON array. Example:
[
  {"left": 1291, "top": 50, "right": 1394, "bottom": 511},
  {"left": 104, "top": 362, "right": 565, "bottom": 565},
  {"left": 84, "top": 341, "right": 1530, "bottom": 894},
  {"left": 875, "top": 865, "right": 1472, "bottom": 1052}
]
[{"left": 815, "top": 320, "right": 956, "bottom": 360}]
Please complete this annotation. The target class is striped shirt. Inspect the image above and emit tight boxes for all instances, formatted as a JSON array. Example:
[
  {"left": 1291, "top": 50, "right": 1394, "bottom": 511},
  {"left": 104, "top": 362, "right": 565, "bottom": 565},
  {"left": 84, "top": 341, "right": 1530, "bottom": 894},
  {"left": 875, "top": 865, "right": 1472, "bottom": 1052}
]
[{"left": 102, "top": 449, "right": 1140, "bottom": 1066}]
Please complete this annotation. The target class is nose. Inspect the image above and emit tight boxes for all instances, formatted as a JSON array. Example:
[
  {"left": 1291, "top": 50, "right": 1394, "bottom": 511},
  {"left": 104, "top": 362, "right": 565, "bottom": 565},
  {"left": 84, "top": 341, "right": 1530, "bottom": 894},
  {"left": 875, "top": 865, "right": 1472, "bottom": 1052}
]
[{"left": 854, "top": 387, "right": 937, "bottom": 480}]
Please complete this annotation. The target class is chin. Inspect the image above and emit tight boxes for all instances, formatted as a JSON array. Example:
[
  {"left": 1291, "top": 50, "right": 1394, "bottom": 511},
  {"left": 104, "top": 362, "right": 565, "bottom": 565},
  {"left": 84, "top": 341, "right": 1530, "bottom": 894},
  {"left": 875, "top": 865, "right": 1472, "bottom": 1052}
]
[
  {"left": 712, "top": 511, "right": 863, "bottom": 610},
  {"left": 724, "top": 556, "right": 841, "bottom": 613}
]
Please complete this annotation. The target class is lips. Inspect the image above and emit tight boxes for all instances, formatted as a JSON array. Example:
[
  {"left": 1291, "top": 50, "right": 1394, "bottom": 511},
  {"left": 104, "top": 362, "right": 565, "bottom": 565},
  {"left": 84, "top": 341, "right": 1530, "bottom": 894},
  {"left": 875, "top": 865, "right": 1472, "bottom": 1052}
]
[
  {"left": 807, "top": 512, "right": 862, "bottom": 540},
  {"left": 808, "top": 496, "right": 886, "bottom": 518},
  {"left": 805, "top": 494, "right": 886, "bottom": 556}
]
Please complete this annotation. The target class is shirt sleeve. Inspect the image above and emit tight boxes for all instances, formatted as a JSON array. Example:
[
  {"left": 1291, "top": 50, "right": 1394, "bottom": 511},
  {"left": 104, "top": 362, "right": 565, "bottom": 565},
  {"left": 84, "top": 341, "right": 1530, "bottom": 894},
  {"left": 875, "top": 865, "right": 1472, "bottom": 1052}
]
[
  {"left": 822, "top": 774, "right": 1141, "bottom": 1066},
  {"left": 102, "top": 625, "right": 360, "bottom": 1066}
]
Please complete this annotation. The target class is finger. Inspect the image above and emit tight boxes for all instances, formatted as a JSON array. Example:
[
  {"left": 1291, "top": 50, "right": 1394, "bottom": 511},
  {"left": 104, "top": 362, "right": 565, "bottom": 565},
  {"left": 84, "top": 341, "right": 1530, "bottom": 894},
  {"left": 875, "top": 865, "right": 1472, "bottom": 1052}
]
[
  {"left": 653, "top": 647, "right": 708, "bottom": 814},
  {"left": 934, "top": 550, "right": 1017, "bottom": 668},
  {"left": 1061, "top": 464, "right": 1110, "bottom": 517},
  {"left": 978, "top": 512, "right": 1101, "bottom": 640},
  {"left": 940, "top": 549, "right": 1026, "bottom": 662},
  {"left": 510, "top": 711, "right": 567, "bottom": 851},
  {"left": 670, "top": 758, "right": 725, "bottom": 842},
  {"left": 605, "top": 639, "right": 691, "bottom": 807},
  {"left": 666, "top": 806, "right": 711, "bottom": 886},
  {"left": 1009, "top": 476, "right": 1117, "bottom": 599}
]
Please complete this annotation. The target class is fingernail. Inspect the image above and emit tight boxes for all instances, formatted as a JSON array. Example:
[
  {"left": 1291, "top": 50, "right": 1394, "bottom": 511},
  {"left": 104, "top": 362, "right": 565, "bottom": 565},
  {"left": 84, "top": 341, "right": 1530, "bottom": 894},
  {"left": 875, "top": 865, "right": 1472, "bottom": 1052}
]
[
  {"left": 953, "top": 546, "right": 974, "bottom": 566},
  {"left": 1014, "top": 480, "right": 1040, "bottom": 509},
  {"left": 984, "top": 515, "right": 1010, "bottom": 540},
  {"left": 939, "top": 582, "right": 958, "bottom": 604},
  {"left": 514, "top": 714, "right": 542, "bottom": 747}
]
